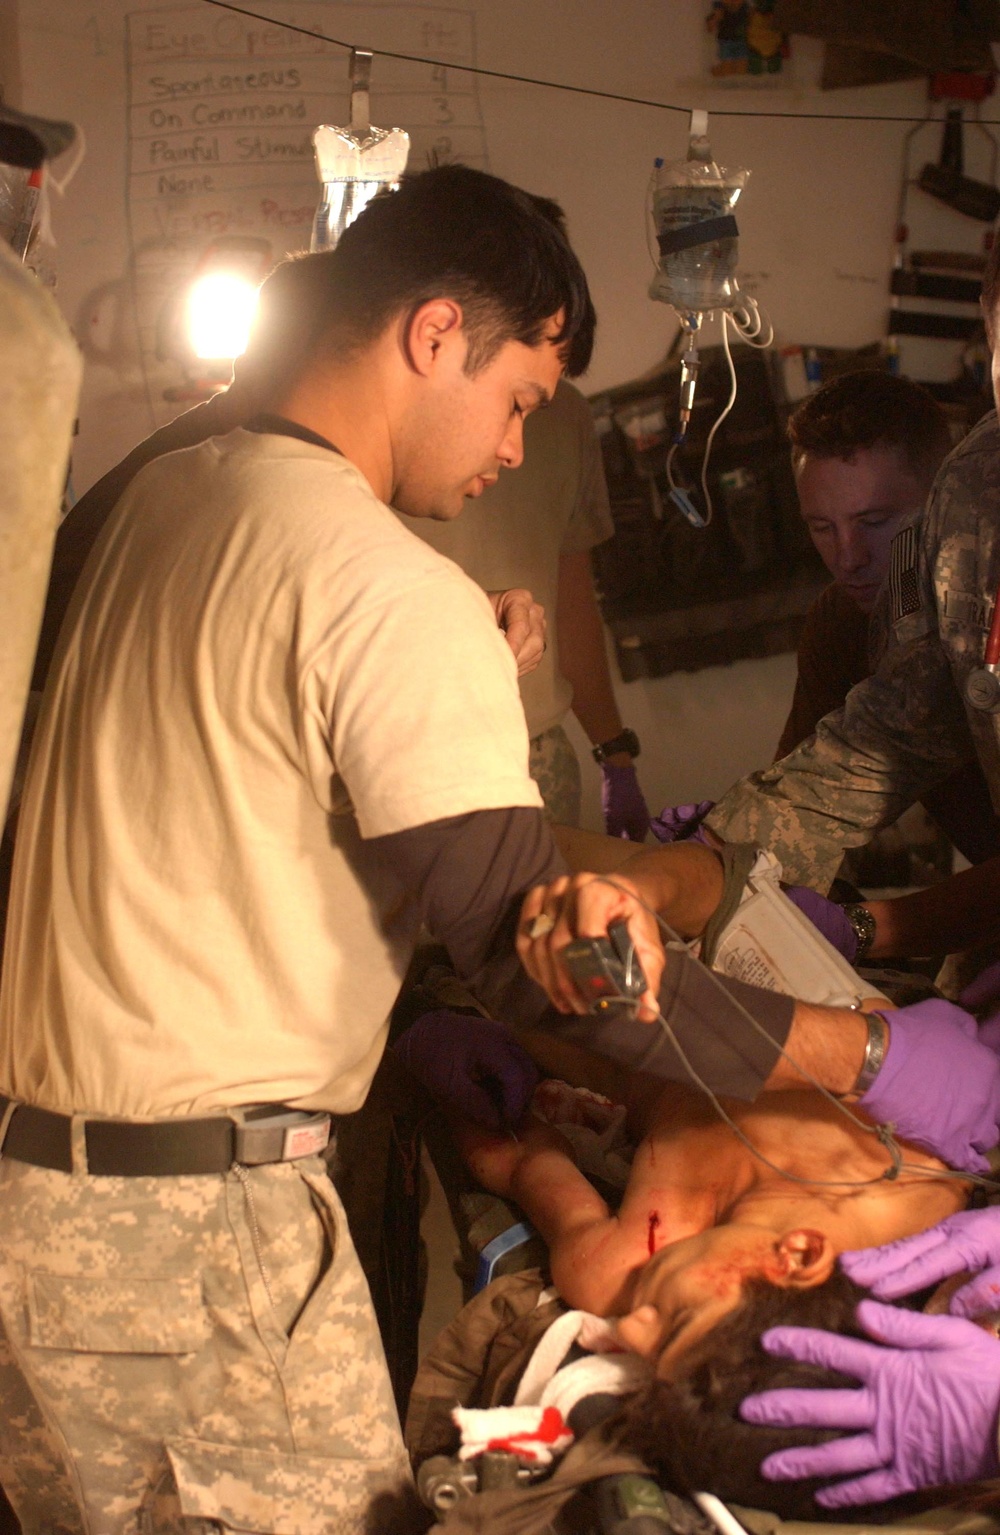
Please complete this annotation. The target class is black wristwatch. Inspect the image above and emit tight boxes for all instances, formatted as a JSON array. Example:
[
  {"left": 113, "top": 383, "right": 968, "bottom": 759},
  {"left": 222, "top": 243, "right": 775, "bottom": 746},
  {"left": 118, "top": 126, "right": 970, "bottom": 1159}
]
[
  {"left": 842, "top": 903, "right": 877, "bottom": 962},
  {"left": 592, "top": 728, "right": 641, "bottom": 765}
]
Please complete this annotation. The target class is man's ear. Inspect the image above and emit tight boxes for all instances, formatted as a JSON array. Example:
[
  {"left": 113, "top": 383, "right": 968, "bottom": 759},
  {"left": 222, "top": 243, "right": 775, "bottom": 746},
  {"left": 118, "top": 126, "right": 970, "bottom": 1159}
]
[
  {"left": 773, "top": 1229, "right": 836, "bottom": 1289},
  {"left": 402, "top": 299, "right": 465, "bottom": 377}
]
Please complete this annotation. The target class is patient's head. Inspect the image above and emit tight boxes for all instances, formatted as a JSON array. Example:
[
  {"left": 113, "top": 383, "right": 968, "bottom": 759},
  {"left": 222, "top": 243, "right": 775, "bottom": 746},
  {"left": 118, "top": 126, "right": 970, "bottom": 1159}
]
[
  {"left": 616, "top": 1222, "right": 837, "bottom": 1379},
  {"left": 613, "top": 1268, "right": 870, "bottom": 1519}
]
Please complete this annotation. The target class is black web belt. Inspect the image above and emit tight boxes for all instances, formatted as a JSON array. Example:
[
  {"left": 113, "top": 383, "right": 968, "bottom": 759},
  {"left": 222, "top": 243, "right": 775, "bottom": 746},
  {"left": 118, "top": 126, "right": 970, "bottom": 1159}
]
[{"left": 0, "top": 1096, "right": 332, "bottom": 1176}]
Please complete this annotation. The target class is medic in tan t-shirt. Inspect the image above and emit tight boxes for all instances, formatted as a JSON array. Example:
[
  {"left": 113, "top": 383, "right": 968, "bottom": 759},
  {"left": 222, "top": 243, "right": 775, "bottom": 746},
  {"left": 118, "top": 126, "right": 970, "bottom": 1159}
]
[{"left": 1, "top": 165, "right": 996, "bottom": 1535}]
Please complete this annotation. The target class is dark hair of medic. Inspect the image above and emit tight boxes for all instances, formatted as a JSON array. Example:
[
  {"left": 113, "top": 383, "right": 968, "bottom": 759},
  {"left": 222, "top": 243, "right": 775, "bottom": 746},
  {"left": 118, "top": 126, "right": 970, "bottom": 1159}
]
[
  {"left": 611, "top": 1269, "right": 878, "bottom": 1521},
  {"left": 787, "top": 369, "right": 951, "bottom": 483},
  {"left": 243, "top": 164, "right": 596, "bottom": 386}
]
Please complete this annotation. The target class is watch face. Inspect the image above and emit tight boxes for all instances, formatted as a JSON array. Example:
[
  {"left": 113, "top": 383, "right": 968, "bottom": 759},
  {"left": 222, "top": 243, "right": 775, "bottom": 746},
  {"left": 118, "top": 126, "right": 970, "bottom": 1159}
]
[{"left": 594, "top": 729, "right": 640, "bottom": 762}]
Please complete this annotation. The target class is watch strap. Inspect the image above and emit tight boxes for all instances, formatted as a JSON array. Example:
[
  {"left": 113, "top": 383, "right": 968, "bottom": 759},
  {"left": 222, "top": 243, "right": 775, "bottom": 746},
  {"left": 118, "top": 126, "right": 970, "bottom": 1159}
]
[
  {"left": 842, "top": 903, "right": 876, "bottom": 962},
  {"left": 592, "top": 728, "right": 640, "bottom": 764}
]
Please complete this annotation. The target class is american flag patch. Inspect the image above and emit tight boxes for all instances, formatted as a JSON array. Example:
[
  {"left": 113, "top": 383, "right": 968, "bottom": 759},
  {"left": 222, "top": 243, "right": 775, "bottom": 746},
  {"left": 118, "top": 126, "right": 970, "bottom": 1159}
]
[{"left": 889, "top": 524, "right": 920, "bottom": 621}]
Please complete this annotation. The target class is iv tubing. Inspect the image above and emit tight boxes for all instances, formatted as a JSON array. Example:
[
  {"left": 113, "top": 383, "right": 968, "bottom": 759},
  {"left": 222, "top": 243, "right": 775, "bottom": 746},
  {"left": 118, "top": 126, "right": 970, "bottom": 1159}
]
[{"left": 665, "top": 310, "right": 738, "bottom": 527}]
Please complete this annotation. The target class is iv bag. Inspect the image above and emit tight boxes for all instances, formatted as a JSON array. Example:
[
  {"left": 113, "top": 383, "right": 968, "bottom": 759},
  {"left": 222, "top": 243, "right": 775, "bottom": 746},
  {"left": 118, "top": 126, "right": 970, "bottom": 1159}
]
[
  {"left": 649, "top": 133, "right": 748, "bottom": 319},
  {"left": 310, "top": 124, "right": 410, "bottom": 252}
]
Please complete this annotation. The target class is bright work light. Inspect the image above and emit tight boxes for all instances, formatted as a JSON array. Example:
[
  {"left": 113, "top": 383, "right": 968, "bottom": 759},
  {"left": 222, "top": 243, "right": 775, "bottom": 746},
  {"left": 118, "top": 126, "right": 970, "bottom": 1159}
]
[{"left": 185, "top": 270, "right": 259, "bottom": 362}]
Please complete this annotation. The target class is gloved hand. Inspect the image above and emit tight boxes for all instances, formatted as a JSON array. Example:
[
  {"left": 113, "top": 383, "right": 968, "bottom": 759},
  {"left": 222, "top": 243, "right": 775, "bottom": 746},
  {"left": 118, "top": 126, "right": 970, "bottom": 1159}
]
[
  {"left": 962, "top": 962, "right": 1000, "bottom": 1012},
  {"left": 784, "top": 886, "right": 858, "bottom": 962},
  {"left": 858, "top": 998, "right": 1000, "bottom": 1175},
  {"left": 961, "top": 963, "right": 1000, "bottom": 1054},
  {"left": 843, "top": 1207, "right": 1000, "bottom": 1318},
  {"left": 393, "top": 1010, "right": 540, "bottom": 1131},
  {"left": 601, "top": 763, "right": 650, "bottom": 842},
  {"left": 649, "top": 800, "right": 715, "bottom": 845},
  {"left": 980, "top": 1015, "right": 1000, "bottom": 1057},
  {"left": 741, "top": 1301, "right": 1000, "bottom": 1506}
]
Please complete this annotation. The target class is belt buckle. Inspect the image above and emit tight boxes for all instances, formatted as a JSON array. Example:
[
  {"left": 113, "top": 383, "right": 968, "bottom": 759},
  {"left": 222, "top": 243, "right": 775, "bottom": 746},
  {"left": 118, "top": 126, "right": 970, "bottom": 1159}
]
[{"left": 233, "top": 1109, "right": 331, "bottom": 1165}]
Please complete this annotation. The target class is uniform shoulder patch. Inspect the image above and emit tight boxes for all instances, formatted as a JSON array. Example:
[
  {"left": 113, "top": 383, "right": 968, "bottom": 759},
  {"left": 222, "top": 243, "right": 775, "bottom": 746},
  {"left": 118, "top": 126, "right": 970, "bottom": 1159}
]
[{"left": 889, "top": 524, "right": 921, "bottom": 623}]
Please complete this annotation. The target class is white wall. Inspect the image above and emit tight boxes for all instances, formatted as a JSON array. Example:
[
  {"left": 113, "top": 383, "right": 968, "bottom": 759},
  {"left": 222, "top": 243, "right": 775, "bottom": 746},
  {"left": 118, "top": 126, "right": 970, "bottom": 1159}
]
[{"left": 11, "top": 0, "right": 987, "bottom": 825}]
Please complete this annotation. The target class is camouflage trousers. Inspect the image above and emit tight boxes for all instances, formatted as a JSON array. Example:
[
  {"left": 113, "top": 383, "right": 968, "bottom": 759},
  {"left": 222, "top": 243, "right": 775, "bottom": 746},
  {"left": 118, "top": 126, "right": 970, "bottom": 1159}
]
[
  {"left": 528, "top": 724, "right": 581, "bottom": 827},
  {"left": 0, "top": 1153, "right": 411, "bottom": 1534}
]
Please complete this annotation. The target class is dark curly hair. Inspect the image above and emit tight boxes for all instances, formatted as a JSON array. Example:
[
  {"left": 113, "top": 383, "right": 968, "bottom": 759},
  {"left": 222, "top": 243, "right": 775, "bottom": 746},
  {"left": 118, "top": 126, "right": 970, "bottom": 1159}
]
[
  {"left": 788, "top": 370, "right": 951, "bottom": 482},
  {"left": 612, "top": 1269, "right": 872, "bottom": 1520}
]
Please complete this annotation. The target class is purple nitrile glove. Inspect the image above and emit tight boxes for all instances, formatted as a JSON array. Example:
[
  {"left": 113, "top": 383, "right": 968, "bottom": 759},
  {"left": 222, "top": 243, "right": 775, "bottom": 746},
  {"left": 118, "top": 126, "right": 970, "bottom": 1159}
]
[
  {"left": 601, "top": 762, "right": 651, "bottom": 842},
  {"left": 842, "top": 1207, "right": 1000, "bottom": 1318},
  {"left": 959, "top": 964, "right": 1000, "bottom": 1054},
  {"left": 392, "top": 1010, "right": 540, "bottom": 1131},
  {"left": 961, "top": 961, "right": 1000, "bottom": 1013},
  {"left": 741, "top": 1301, "right": 1000, "bottom": 1506},
  {"left": 784, "top": 887, "right": 858, "bottom": 962},
  {"left": 857, "top": 999, "right": 1000, "bottom": 1175},
  {"left": 649, "top": 800, "right": 716, "bottom": 845}
]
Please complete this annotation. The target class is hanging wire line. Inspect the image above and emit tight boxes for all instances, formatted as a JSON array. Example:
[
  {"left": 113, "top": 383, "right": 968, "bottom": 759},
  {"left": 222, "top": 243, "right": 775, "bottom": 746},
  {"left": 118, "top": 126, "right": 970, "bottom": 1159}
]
[{"left": 200, "top": 0, "right": 1000, "bottom": 128}]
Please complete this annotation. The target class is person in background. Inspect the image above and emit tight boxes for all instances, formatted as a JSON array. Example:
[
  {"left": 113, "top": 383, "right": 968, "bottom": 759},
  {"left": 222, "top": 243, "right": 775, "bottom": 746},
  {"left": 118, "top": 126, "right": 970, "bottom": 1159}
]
[
  {"left": 410, "top": 376, "right": 650, "bottom": 841},
  {"left": 704, "top": 236, "right": 1000, "bottom": 893},
  {"left": 408, "top": 193, "right": 647, "bottom": 842},
  {"left": 777, "top": 368, "right": 1000, "bottom": 869}
]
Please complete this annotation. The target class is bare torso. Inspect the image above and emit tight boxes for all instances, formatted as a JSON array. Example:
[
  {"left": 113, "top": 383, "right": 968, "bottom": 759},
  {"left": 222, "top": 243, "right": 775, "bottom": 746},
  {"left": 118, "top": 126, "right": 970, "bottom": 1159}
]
[
  {"left": 465, "top": 1049, "right": 969, "bottom": 1318},
  {"left": 622, "top": 1082, "right": 966, "bottom": 1265}
]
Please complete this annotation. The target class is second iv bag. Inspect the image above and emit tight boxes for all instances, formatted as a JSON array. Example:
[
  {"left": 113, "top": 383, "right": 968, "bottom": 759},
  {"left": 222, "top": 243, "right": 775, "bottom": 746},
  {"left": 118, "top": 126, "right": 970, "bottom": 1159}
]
[
  {"left": 649, "top": 117, "right": 748, "bottom": 320},
  {"left": 645, "top": 112, "right": 765, "bottom": 530},
  {"left": 311, "top": 49, "right": 410, "bottom": 253}
]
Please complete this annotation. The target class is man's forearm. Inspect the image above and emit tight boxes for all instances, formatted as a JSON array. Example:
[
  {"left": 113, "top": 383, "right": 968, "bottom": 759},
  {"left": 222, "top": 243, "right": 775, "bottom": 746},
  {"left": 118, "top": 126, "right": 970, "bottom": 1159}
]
[
  {"left": 553, "top": 826, "right": 724, "bottom": 939},
  {"left": 707, "top": 636, "right": 971, "bottom": 889},
  {"left": 618, "top": 843, "right": 724, "bottom": 939},
  {"left": 763, "top": 1002, "right": 872, "bottom": 1094},
  {"left": 866, "top": 855, "right": 1000, "bottom": 959},
  {"left": 556, "top": 550, "right": 623, "bottom": 748},
  {"left": 528, "top": 947, "right": 795, "bottom": 1101}
]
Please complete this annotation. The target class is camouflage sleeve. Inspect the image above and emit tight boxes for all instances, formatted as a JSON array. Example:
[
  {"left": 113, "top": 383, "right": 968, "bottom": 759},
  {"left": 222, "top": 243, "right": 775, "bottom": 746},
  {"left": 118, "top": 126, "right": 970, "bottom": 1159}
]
[
  {"left": 707, "top": 638, "right": 972, "bottom": 888},
  {"left": 705, "top": 494, "right": 973, "bottom": 889}
]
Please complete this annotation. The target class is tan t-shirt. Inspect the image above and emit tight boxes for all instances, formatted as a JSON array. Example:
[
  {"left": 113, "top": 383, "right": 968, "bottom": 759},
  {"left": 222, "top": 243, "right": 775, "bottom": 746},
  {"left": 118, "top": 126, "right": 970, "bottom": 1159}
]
[
  {"left": 0, "top": 430, "right": 541, "bottom": 1118},
  {"left": 403, "top": 380, "right": 614, "bottom": 739}
]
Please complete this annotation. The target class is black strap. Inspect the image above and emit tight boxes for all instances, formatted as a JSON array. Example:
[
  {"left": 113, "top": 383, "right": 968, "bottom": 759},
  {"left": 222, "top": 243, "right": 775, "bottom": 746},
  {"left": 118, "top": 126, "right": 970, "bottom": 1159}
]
[
  {"left": 0, "top": 1096, "right": 331, "bottom": 1177},
  {"left": 244, "top": 413, "right": 342, "bottom": 457},
  {"left": 656, "top": 213, "right": 738, "bottom": 257},
  {"left": 87, "top": 1116, "right": 235, "bottom": 1176},
  {"left": 2, "top": 1101, "right": 73, "bottom": 1172},
  {"left": 0, "top": 1095, "right": 236, "bottom": 1175}
]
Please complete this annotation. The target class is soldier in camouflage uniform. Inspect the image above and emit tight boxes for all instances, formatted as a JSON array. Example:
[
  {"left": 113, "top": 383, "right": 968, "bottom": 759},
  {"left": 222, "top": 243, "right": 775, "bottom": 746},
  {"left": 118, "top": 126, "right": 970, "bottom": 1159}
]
[
  {"left": 706, "top": 405, "right": 1000, "bottom": 892},
  {"left": 0, "top": 169, "right": 596, "bottom": 1533}
]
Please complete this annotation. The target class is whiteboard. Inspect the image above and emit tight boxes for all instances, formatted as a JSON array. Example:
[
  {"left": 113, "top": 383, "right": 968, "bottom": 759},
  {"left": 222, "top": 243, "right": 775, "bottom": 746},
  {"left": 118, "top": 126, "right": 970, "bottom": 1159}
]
[
  {"left": 123, "top": 3, "right": 490, "bottom": 427},
  {"left": 14, "top": 0, "right": 973, "bottom": 493}
]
